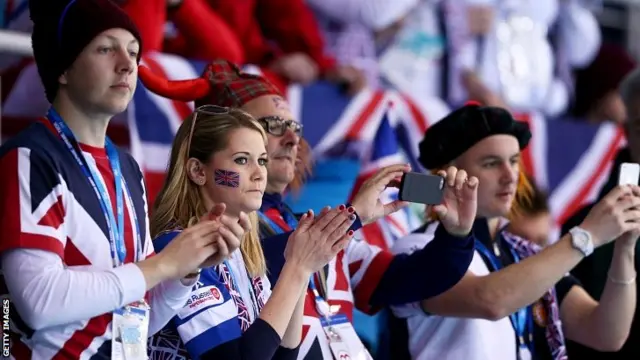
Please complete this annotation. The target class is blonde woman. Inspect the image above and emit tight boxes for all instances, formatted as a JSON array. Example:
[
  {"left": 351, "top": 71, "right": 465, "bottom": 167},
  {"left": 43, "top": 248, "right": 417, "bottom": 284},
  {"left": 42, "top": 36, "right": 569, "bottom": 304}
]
[{"left": 148, "top": 106, "right": 354, "bottom": 360}]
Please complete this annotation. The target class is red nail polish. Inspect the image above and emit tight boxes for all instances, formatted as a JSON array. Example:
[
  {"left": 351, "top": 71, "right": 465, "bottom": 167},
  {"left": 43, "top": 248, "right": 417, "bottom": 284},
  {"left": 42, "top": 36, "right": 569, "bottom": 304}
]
[
  {"left": 338, "top": 204, "right": 346, "bottom": 211},
  {"left": 348, "top": 207, "right": 355, "bottom": 214},
  {"left": 348, "top": 230, "right": 354, "bottom": 236}
]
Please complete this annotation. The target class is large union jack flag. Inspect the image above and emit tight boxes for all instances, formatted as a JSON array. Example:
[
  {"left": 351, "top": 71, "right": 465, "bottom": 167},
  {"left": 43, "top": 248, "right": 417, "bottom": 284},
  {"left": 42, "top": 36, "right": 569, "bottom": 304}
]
[{"left": 1, "top": 52, "right": 625, "bottom": 249}]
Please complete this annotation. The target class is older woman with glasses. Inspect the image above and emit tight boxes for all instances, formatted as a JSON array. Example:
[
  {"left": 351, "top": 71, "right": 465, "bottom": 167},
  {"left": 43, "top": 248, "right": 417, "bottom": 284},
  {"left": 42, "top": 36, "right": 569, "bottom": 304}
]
[{"left": 148, "top": 105, "right": 356, "bottom": 360}]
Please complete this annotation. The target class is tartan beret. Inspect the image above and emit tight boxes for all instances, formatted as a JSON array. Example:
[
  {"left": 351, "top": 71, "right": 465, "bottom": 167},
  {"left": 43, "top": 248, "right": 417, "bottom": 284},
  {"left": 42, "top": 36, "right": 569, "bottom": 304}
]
[
  {"left": 138, "top": 59, "right": 282, "bottom": 107},
  {"left": 418, "top": 104, "right": 531, "bottom": 170}
]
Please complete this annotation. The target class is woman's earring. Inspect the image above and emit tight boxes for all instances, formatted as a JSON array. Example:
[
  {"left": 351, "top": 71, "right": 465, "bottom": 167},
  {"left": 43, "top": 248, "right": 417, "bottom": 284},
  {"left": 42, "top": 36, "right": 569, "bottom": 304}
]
[{"left": 197, "top": 178, "right": 205, "bottom": 186}]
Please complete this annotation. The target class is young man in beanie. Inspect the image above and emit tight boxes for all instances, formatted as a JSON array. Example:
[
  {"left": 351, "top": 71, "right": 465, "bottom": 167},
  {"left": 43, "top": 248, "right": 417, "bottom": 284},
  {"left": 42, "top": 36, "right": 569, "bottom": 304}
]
[
  {"left": 139, "top": 59, "right": 479, "bottom": 359},
  {"left": 0, "top": 1, "right": 243, "bottom": 358},
  {"left": 390, "top": 103, "right": 639, "bottom": 360}
]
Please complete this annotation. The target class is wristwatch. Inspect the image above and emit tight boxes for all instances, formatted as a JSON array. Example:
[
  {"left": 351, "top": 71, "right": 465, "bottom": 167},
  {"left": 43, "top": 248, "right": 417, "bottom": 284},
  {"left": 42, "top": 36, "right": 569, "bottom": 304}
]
[{"left": 569, "top": 226, "right": 594, "bottom": 257}]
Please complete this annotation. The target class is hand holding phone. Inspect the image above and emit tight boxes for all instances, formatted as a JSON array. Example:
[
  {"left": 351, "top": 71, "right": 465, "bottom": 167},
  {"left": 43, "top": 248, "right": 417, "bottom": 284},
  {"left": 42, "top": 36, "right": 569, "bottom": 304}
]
[
  {"left": 618, "top": 163, "right": 640, "bottom": 186},
  {"left": 398, "top": 172, "right": 446, "bottom": 205}
]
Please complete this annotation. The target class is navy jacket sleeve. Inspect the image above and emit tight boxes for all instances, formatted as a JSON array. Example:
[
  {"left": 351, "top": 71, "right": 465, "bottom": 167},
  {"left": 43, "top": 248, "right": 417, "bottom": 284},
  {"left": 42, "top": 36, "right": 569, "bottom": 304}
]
[
  {"left": 369, "top": 225, "right": 475, "bottom": 306},
  {"left": 199, "top": 319, "right": 298, "bottom": 360}
]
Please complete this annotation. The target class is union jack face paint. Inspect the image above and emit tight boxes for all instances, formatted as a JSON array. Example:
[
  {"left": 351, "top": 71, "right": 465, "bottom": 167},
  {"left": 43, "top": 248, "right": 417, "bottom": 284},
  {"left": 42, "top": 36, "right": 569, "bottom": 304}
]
[{"left": 214, "top": 169, "right": 240, "bottom": 188}]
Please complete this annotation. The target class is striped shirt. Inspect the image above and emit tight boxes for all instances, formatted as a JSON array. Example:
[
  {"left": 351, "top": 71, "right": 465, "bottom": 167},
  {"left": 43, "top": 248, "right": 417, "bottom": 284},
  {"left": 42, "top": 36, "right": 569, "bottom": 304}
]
[{"left": 0, "top": 120, "right": 170, "bottom": 359}]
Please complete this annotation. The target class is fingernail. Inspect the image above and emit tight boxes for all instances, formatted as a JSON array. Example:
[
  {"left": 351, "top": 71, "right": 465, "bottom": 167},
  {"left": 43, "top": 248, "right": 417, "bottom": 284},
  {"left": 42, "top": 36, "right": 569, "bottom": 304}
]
[
  {"left": 338, "top": 204, "right": 346, "bottom": 211},
  {"left": 349, "top": 214, "right": 356, "bottom": 221},
  {"left": 307, "top": 210, "right": 313, "bottom": 216},
  {"left": 348, "top": 230, "right": 354, "bottom": 236},
  {"left": 347, "top": 207, "right": 355, "bottom": 214}
]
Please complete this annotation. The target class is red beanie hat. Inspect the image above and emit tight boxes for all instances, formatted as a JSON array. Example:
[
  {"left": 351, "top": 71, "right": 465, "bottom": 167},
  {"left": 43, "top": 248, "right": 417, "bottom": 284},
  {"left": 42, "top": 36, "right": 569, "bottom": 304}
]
[
  {"left": 30, "top": 0, "right": 142, "bottom": 103},
  {"left": 138, "top": 59, "right": 282, "bottom": 108}
]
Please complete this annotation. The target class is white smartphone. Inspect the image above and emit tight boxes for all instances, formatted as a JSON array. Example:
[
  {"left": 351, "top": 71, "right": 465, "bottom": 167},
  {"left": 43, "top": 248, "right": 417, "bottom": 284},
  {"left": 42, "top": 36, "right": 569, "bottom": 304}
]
[{"left": 618, "top": 162, "right": 640, "bottom": 186}]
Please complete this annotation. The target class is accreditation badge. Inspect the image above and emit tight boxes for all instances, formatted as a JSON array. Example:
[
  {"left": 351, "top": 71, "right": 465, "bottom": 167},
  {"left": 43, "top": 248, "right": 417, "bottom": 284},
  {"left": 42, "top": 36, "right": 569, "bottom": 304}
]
[{"left": 112, "top": 300, "right": 150, "bottom": 360}]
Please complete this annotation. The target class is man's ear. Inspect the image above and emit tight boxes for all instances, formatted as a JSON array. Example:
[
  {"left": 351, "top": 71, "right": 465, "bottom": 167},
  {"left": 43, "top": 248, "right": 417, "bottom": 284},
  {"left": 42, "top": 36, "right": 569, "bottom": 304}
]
[
  {"left": 186, "top": 158, "right": 207, "bottom": 186},
  {"left": 58, "top": 71, "right": 68, "bottom": 85}
]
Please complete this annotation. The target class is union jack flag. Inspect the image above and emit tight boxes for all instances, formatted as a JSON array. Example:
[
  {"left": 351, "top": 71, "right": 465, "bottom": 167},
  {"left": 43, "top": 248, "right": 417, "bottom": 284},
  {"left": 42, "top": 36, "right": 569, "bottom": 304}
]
[
  {"left": 348, "top": 108, "right": 423, "bottom": 250},
  {"left": 214, "top": 169, "right": 240, "bottom": 188},
  {"left": 217, "top": 262, "right": 253, "bottom": 331}
]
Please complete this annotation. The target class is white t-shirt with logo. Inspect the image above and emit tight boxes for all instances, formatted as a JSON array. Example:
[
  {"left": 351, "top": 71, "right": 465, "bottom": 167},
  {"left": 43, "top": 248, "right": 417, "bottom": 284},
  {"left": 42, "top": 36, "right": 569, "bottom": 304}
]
[{"left": 391, "top": 222, "right": 517, "bottom": 360}]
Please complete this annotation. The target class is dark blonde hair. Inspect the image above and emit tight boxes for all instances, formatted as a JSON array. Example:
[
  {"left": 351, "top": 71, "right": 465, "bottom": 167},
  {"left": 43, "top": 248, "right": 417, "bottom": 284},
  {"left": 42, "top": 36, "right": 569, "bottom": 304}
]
[{"left": 151, "top": 107, "right": 267, "bottom": 277}]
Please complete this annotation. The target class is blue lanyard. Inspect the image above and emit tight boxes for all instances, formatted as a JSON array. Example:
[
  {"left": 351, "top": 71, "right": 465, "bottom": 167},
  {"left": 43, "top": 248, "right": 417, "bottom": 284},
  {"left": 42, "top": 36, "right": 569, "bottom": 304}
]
[
  {"left": 222, "top": 260, "right": 260, "bottom": 320},
  {"left": 257, "top": 210, "right": 298, "bottom": 233},
  {"left": 47, "top": 108, "right": 141, "bottom": 266},
  {"left": 474, "top": 240, "right": 534, "bottom": 355}
]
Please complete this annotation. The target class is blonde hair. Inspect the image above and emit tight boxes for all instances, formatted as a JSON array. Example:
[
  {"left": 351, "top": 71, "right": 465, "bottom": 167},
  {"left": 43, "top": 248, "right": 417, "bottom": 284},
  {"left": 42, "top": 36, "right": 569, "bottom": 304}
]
[{"left": 151, "top": 108, "right": 267, "bottom": 277}]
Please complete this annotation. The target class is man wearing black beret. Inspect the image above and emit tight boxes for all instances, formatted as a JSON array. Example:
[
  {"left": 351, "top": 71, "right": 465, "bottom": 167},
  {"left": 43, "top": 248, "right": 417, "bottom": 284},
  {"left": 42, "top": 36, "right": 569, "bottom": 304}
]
[{"left": 390, "top": 103, "right": 639, "bottom": 360}]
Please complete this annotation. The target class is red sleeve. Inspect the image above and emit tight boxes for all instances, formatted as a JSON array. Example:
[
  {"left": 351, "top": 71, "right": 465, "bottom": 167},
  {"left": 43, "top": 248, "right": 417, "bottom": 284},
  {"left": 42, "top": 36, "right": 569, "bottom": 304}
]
[
  {"left": 346, "top": 240, "right": 394, "bottom": 315},
  {"left": 120, "top": 0, "right": 167, "bottom": 54},
  {"left": 0, "top": 148, "right": 66, "bottom": 258},
  {"left": 168, "top": 0, "right": 245, "bottom": 64},
  {"left": 255, "top": 0, "right": 336, "bottom": 72}
]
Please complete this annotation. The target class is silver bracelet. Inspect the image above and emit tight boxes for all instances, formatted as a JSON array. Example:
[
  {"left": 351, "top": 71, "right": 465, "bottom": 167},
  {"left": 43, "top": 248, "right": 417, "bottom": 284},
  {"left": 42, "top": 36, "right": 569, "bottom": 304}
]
[{"left": 607, "top": 273, "right": 637, "bottom": 285}]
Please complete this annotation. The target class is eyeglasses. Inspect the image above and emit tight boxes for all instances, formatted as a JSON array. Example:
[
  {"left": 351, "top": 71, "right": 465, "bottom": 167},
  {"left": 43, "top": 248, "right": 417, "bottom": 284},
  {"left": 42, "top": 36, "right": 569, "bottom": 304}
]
[
  {"left": 186, "top": 105, "right": 229, "bottom": 158},
  {"left": 257, "top": 116, "right": 303, "bottom": 137}
]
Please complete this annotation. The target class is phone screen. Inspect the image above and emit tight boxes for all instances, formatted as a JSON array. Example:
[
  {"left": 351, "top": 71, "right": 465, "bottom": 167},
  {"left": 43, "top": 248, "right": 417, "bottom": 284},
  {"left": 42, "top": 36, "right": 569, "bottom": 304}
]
[
  {"left": 619, "top": 162, "right": 640, "bottom": 186},
  {"left": 399, "top": 172, "right": 445, "bottom": 205}
]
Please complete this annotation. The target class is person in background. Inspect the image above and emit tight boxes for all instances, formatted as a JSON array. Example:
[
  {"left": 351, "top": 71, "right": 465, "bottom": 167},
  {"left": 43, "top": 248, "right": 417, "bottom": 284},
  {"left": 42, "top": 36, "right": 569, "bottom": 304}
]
[
  {"left": 306, "top": 0, "right": 420, "bottom": 89},
  {"left": 0, "top": 0, "right": 238, "bottom": 358},
  {"left": 507, "top": 179, "right": 552, "bottom": 247},
  {"left": 391, "top": 103, "right": 638, "bottom": 360},
  {"left": 571, "top": 43, "right": 636, "bottom": 125},
  {"left": 447, "top": 0, "right": 601, "bottom": 117},
  {"left": 118, "top": 0, "right": 366, "bottom": 93},
  {"left": 137, "top": 59, "right": 479, "bottom": 359},
  {"left": 118, "top": 0, "right": 244, "bottom": 63},
  {"left": 562, "top": 66, "right": 640, "bottom": 359},
  {"left": 199, "top": 0, "right": 366, "bottom": 93},
  {"left": 148, "top": 106, "right": 353, "bottom": 359}
]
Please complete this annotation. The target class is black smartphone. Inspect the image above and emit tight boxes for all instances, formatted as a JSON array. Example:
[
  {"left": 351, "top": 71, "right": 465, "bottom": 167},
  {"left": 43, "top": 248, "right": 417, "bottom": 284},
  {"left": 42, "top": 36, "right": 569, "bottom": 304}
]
[{"left": 398, "top": 172, "right": 445, "bottom": 205}]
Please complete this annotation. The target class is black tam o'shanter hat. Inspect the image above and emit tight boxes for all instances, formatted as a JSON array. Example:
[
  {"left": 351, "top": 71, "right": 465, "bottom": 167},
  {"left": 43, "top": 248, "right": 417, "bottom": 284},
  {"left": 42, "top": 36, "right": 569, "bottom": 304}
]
[
  {"left": 418, "top": 103, "right": 532, "bottom": 170},
  {"left": 29, "top": 0, "right": 142, "bottom": 103}
]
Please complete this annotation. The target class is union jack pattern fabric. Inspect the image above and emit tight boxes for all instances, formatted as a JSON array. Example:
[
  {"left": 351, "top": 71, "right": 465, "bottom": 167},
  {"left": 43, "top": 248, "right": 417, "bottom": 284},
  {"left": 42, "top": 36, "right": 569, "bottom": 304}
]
[
  {"left": 150, "top": 230, "right": 272, "bottom": 359},
  {"left": 214, "top": 169, "right": 240, "bottom": 188},
  {"left": 148, "top": 327, "right": 189, "bottom": 360},
  {"left": 251, "top": 276, "right": 267, "bottom": 310},
  {"left": 0, "top": 122, "right": 153, "bottom": 359},
  {"left": 216, "top": 262, "right": 264, "bottom": 332},
  {"left": 502, "top": 228, "right": 568, "bottom": 360}
]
